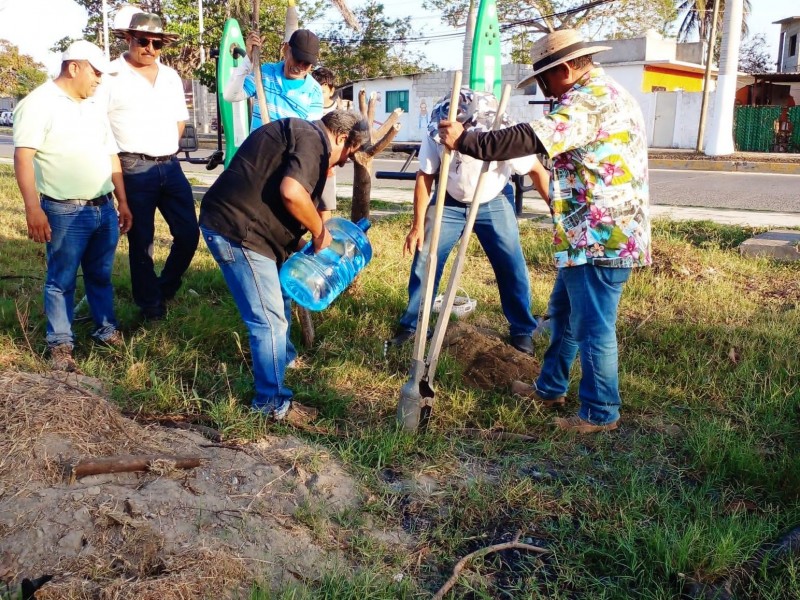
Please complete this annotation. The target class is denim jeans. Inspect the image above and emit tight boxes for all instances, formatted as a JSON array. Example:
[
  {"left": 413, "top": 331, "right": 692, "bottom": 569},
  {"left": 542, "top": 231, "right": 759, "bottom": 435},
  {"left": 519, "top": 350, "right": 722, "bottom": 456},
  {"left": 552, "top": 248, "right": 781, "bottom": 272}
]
[
  {"left": 398, "top": 191, "right": 537, "bottom": 337},
  {"left": 535, "top": 265, "right": 631, "bottom": 425},
  {"left": 201, "top": 226, "right": 293, "bottom": 410},
  {"left": 43, "top": 198, "right": 120, "bottom": 348},
  {"left": 120, "top": 156, "right": 199, "bottom": 315}
]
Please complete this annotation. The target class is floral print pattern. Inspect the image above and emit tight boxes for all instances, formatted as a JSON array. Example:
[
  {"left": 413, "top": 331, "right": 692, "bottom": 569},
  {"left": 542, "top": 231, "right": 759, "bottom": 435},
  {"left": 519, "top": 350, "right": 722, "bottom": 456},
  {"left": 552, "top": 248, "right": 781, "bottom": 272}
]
[{"left": 531, "top": 68, "right": 652, "bottom": 269}]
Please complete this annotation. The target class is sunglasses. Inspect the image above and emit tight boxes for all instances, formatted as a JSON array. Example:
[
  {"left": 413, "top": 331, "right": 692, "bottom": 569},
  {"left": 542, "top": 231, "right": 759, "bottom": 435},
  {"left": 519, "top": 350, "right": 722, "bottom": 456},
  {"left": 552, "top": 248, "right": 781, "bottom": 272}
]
[{"left": 134, "top": 36, "right": 165, "bottom": 50}]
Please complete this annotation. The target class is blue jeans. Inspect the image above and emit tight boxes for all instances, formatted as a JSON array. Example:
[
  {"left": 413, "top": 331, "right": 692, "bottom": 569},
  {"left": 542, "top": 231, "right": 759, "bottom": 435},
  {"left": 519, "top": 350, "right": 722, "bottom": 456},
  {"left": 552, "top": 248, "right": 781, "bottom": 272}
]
[
  {"left": 43, "top": 198, "right": 120, "bottom": 348},
  {"left": 535, "top": 265, "right": 631, "bottom": 425},
  {"left": 120, "top": 156, "right": 199, "bottom": 315},
  {"left": 398, "top": 192, "right": 537, "bottom": 337},
  {"left": 201, "top": 226, "right": 293, "bottom": 410}
]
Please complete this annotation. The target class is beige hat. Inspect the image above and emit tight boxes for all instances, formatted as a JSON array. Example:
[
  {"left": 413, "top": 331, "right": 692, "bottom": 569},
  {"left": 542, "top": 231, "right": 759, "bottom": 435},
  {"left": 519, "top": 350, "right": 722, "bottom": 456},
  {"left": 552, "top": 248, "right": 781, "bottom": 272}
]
[
  {"left": 62, "top": 40, "right": 116, "bottom": 74},
  {"left": 517, "top": 29, "right": 610, "bottom": 89},
  {"left": 112, "top": 12, "right": 180, "bottom": 43}
]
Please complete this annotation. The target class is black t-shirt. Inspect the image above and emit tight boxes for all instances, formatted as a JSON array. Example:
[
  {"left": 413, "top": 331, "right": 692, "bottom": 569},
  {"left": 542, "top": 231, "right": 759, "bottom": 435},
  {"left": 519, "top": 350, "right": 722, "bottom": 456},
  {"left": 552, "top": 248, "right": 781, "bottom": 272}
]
[{"left": 199, "top": 118, "right": 331, "bottom": 264}]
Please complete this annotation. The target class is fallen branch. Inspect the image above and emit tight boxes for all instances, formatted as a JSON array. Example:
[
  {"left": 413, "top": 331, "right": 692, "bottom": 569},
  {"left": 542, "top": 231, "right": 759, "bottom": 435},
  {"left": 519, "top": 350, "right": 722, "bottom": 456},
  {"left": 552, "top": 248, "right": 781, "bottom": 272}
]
[
  {"left": 432, "top": 539, "right": 548, "bottom": 600},
  {"left": 69, "top": 454, "right": 205, "bottom": 481},
  {"left": 457, "top": 428, "right": 538, "bottom": 443}
]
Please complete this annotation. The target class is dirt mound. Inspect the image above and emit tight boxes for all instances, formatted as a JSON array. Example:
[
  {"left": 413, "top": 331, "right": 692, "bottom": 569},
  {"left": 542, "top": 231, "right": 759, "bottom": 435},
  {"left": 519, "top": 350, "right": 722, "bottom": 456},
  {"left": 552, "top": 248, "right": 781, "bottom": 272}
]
[
  {"left": 442, "top": 322, "right": 541, "bottom": 390},
  {"left": 0, "top": 371, "right": 398, "bottom": 598}
]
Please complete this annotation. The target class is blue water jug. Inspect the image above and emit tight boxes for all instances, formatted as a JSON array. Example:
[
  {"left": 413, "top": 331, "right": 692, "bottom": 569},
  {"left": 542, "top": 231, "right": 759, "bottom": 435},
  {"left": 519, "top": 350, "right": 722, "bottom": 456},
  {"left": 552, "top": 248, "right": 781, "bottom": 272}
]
[{"left": 280, "top": 217, "right": 373, "bottom": 311}]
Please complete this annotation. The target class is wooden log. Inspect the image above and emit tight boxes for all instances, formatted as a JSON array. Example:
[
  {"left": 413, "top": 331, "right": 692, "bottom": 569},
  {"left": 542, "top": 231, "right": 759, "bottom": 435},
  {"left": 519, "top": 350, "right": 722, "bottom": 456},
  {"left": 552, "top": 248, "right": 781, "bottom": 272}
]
[{"left": 69, "top": 455, "right": 205, "bottom": 480}]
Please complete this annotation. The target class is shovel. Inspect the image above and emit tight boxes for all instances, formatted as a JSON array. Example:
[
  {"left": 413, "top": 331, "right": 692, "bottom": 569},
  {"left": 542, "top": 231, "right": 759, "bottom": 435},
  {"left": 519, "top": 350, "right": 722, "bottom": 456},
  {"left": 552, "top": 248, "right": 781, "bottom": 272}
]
[
  {"left": 397, "top": 83, "right": 511, "bottom": 432},
  {"left": 397, "top": 70, "right": 462, "bottom": 431}
]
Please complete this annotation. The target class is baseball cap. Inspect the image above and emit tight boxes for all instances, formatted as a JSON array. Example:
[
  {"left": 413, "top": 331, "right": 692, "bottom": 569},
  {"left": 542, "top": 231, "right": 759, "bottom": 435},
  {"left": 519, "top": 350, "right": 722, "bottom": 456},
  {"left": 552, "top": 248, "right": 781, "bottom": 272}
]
[
  {"left": 288, "top": 29, "right": 320, "bottom": 65},
  {"left": 62, "top": 40, "right": 116, "bottom": 75}
]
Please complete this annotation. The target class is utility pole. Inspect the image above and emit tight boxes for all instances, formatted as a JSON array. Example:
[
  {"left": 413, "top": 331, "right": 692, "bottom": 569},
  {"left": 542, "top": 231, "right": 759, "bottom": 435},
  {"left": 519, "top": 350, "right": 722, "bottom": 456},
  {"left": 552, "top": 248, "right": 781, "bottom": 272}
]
[
  {"left": 695, "top": 0, "right": 720, "bottom": 152},
  {"left": 462, "top": 0, "right": 477, "bottom": 83},
  {"left": 705, "top": 0, "right": 744, "bottom": 156}
]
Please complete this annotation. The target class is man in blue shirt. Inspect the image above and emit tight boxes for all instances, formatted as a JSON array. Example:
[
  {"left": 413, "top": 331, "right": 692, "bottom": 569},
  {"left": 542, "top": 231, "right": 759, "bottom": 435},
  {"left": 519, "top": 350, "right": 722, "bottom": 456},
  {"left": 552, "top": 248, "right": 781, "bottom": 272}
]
[{"left": 223, "top": 29, "right": 323, "bottom": 131}]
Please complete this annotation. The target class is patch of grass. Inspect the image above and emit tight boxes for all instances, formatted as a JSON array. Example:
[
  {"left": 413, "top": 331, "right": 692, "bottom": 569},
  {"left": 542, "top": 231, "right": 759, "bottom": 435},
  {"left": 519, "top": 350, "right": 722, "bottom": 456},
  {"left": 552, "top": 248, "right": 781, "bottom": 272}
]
[{"left": 1, "top": 163, "right": 799, "bottom": 598}]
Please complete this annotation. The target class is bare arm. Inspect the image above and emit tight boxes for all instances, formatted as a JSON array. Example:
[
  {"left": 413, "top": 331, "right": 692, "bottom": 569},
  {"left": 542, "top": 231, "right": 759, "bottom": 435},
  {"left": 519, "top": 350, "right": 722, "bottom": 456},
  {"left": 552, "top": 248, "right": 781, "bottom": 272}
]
[
  {"left": 14, "top": 147, "right": 50, "bottom": 243},
  {"left": 528, "top": 158, "right": 551, "bottom": 206},
  {"left": 280, "top": 176, "right": 331, "bottom": 252},
  {"left": 403, "top": 171, "right": 434, "bottom": 257},
  {"left": 110, "top": 154, "right": 132, "bottom": 234}
]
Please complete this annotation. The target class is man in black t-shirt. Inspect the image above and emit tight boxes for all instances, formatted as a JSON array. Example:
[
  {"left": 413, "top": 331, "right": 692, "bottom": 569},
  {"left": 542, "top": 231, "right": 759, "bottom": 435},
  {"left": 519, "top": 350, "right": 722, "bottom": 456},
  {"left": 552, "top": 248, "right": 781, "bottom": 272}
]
[{"left": 199, "top": 111, "right": 368, "bottom": 421}]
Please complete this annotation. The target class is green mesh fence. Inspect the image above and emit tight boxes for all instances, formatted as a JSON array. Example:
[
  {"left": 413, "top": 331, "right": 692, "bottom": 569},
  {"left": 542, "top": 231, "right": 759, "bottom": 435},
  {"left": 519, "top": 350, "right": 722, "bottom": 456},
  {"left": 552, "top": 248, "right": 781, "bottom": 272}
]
[{"left": 734, "top": 106, "right": 800, "bottom": 152}]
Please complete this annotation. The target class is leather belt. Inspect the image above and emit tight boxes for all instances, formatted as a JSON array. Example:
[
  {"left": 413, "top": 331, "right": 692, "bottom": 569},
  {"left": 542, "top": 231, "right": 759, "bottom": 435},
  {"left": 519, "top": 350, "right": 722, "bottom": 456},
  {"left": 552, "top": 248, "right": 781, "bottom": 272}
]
[
  {"left": 119, "top": 151, "right": 176, "bottom": 162},
  {"left": 41, "top": 193, "right": 111, "bottom": 207}
]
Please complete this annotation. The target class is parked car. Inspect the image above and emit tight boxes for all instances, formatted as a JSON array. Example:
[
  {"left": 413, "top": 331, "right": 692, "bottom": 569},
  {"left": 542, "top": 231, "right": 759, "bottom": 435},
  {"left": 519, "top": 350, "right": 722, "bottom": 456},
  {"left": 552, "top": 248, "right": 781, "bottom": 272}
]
[{"left": 0, "top": 111, "right": 13, "bottom": 126}]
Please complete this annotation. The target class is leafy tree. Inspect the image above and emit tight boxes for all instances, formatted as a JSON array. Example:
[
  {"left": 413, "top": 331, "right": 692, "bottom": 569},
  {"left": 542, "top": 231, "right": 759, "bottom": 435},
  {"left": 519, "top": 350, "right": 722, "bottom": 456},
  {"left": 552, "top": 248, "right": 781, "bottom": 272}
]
[
  {"left": 676, "top": 0, "right": 750, "bottom": 43},
  {"left": 427, "top": 0, "right": 676, "bottom": 64},
  {"left": 318, "top": 0, "right": 434, "bottom": 83},
  {"left": 59, "top": 0, "right": 304, "bottom": 84},
  {"left": 738, "top": 33, "right": 773, "bottom": 74},
  {"left": 0, "top": 39, "right": 47, "bottom": 99}
]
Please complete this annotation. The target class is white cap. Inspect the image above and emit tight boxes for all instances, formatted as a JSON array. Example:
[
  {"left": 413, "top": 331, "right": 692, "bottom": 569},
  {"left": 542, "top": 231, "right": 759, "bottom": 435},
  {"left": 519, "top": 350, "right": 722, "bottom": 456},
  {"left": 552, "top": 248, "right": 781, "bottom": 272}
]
[{"left": 62, "top": 40, "right": 116, "bottom": 75}]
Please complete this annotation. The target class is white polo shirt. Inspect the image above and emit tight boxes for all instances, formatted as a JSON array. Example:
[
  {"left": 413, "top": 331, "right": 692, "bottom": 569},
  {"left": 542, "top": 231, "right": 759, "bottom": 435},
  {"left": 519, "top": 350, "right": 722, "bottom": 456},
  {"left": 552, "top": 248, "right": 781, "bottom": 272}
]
[
  {"left": 13, "top": 80, "right": 118, "bottom": 200},
  {"left": 418, "top": 133, "right": 538, "bottom": 204},
  {"left": 100, "top": 56, "right": 189, "bottom": 156}
]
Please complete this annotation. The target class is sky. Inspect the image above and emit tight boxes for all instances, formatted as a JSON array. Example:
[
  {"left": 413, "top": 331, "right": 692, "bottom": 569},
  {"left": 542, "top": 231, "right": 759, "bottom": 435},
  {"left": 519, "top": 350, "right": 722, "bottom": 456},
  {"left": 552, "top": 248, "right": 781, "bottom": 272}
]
[{"left": 0, "top": 0, "right": 797, "bottom": 75}]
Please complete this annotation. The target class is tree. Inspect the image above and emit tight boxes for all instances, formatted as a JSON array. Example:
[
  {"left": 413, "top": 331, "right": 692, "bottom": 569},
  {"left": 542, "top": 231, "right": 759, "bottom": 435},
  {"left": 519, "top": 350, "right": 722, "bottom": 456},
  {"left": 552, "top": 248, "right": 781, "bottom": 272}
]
[
  {"left": 676, "top": 0, "right": 750, "bottom": 43},
  {"left": 428, "top": 0, "right": 677, "bottom": 64},
  {"left": 738, "top": 33, "right": 773, "bottom": 74},
  {"left": 56, "top": 0, "right": 357, "bottom": 86},
  {"left": 0, "top": 40, "right": 47, "bottom": 99},
  {"left": 319, "top": 0, "right": 434, "bottom": 83}
]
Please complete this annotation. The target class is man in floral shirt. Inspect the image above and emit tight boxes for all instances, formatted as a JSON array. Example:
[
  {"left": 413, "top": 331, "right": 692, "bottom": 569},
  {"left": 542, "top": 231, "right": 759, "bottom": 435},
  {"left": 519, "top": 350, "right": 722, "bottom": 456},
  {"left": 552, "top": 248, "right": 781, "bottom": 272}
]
[{"left": 438, "top": 29, "right": 651, "bottom": 434}]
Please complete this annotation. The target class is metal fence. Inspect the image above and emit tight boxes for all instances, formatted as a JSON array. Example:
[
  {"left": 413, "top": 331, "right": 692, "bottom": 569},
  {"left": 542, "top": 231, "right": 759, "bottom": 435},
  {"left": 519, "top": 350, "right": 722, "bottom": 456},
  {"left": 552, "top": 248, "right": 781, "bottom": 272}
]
[{"left": 734, "top": 105, "right": 800, "bottom": 152}]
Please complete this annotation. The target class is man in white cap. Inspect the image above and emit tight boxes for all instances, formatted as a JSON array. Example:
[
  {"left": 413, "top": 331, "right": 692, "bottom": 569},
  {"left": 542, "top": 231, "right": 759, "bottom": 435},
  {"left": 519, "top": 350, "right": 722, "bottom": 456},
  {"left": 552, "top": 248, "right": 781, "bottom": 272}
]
[
  {"left": 13, "top": 40, "right": 132, "bottom": 372},
  {"left": 223, "top": 28, "right": 324, "bottom": 130},
  {"left": 103, "top": 12, "right": 199, "bottom": 321},
  {"left": 439, "top": 29, "right": 652, "bottom": 434}
]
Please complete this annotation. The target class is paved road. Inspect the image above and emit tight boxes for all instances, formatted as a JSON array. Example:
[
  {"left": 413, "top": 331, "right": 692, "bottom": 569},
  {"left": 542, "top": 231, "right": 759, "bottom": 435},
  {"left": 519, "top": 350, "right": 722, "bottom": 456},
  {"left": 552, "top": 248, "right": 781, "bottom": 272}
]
[{"left": 2, "top": 134, "right": 800, "bottom": 213}]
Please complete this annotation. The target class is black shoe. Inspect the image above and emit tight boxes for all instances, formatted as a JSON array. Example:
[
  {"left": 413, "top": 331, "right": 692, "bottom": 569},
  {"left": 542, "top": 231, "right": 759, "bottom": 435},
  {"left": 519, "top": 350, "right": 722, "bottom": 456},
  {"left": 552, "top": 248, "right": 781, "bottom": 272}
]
[
  {"left": 387, "top": 328, "right": 415, "bottom": 347},
  {"left": 141, "top": 305, "right": 167, "bottom": 321},
  {"left": 510, "top": 334, "right": 534, "bottom": 355}
]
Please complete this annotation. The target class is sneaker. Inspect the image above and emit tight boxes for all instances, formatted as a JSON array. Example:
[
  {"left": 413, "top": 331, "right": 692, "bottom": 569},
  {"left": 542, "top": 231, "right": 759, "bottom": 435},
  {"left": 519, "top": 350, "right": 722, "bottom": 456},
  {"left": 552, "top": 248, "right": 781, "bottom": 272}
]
[
  {"left": 510, "top": 334, "right": 534, "bottom": 355},
  {"left": 554, "top": 415, "right": 619, "bottom": 434},
  {"left": 256, "top": 400, "right": 319, "bottom": 426},
  {"left": 95, "top": 329, "right": 124, "bottom": 348},
  {"left": 510, "top": 380, "right": 565, "bottom": 407},
  {"left": 50, "top": 344, "right": 82, "bottom": 373}
]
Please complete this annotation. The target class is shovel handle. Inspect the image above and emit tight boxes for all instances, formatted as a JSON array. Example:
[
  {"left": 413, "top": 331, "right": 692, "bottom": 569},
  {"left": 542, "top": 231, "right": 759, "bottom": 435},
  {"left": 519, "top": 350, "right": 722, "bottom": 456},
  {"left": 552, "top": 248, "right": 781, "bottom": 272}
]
[
  {"left": 410, "top": 70, "right": 463, "bottom": 364},
  {"left": 425, "top": 84, "right": 512, "bottom": 379}
]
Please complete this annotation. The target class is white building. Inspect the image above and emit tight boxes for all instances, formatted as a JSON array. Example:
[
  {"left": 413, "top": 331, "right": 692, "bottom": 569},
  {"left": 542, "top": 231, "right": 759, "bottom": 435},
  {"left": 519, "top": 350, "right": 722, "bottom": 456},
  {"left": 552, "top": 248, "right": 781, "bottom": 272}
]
[{"left": 342, "top": 31, "right": 720, "bottom": 149}]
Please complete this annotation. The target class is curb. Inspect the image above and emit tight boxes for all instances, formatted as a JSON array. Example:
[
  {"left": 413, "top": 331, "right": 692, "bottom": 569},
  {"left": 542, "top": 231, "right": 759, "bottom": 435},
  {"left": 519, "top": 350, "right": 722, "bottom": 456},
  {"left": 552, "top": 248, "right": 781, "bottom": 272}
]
[{"left": 649, "top": 159, "right": 800, "bottom": 175}]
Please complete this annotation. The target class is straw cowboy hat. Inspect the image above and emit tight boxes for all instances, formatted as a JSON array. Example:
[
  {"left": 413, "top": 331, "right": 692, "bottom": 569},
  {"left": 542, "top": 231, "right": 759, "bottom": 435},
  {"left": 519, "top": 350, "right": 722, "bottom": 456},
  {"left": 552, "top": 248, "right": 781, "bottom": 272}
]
[
  {"left": 113, "top": 12, "right": 180, "bottom": 43},
  {"left": 517, "top": 29, "right": 610, "bottom": 89}
]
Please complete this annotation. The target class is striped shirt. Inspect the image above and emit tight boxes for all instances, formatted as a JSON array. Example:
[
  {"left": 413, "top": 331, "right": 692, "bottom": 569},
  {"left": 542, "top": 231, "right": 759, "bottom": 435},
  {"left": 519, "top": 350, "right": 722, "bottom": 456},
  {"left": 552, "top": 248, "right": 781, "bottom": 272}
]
[{"left": 243, "top": 61, "right": 323, "bottom": 130}]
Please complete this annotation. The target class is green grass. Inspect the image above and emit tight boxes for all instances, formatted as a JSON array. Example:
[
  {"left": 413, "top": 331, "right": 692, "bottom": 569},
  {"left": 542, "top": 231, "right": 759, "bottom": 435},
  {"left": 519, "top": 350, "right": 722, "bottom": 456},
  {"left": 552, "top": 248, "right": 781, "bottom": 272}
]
[{"left": 1, "top": 163, "right": 799, "bottom": 599}]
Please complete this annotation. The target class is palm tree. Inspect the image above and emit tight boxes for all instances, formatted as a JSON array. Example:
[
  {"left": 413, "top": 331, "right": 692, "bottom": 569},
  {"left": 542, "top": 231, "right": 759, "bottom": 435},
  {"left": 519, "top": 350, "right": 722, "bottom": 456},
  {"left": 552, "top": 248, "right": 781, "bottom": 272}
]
[{"left": 677, "top": 0, "right": 750, "bottom": 42}]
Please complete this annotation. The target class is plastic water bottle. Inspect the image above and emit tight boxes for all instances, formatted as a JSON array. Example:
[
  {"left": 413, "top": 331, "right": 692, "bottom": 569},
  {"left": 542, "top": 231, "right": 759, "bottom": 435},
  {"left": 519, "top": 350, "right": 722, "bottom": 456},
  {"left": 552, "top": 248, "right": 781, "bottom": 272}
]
[{"left": 280, "top": 217, "right": 373, "bottom": 311}]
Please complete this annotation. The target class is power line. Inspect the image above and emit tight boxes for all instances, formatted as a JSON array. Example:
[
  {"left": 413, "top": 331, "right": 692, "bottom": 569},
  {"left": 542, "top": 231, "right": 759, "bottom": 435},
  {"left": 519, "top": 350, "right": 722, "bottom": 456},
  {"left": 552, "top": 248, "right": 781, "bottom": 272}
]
[{"left": 318, "top": 0, "right": 620, "bottom": 46}]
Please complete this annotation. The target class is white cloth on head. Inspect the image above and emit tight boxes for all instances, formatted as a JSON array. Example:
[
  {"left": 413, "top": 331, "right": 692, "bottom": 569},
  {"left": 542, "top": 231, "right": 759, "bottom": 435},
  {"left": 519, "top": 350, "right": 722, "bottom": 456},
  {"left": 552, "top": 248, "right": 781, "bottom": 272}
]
[{"left": 99, "top": 56, "right": 189, "bottom": 156}]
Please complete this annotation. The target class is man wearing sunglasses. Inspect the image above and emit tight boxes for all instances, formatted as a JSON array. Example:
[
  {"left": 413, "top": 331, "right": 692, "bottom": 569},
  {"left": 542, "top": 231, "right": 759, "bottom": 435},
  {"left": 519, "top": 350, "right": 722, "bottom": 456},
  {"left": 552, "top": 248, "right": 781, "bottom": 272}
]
[
  {"left": 439, "top": 30, "right": 652, "bottom": 435},
  {"left": 101, "top": 11, "right": 199, "bottom": 322}
]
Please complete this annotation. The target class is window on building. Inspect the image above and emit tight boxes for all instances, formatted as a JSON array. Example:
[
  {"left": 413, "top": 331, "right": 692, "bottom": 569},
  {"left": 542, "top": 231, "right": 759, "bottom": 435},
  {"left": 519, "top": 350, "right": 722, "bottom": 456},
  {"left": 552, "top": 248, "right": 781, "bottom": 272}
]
[
  {"left": 790, "top": 34, "right": 798, "bottom": 57},
  {"left": 386, "top": 90, "right": 409, "bottom": 113}
]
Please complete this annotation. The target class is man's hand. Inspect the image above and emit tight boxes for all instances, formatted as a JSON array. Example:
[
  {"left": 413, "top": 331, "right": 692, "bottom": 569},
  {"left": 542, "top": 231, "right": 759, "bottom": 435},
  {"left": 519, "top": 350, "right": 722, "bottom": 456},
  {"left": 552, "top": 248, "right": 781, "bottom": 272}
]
[
  {"left": 117, "top": 202, "right": 133, "bottom": 234},
  {"left": 246, "top": 32, "right": 262, "bottom": 61},
  {"left": 403, "top": 225, "right": 424, "bottom": 257},
  {"left": 438, "top": 119, "right": 465, "bottom": 151},
  {"left": 25, "top": 206, "right": 51, "bottom": 243},
  {"left": 311, "top": 225, "right": 332, "bottom": 253}
]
